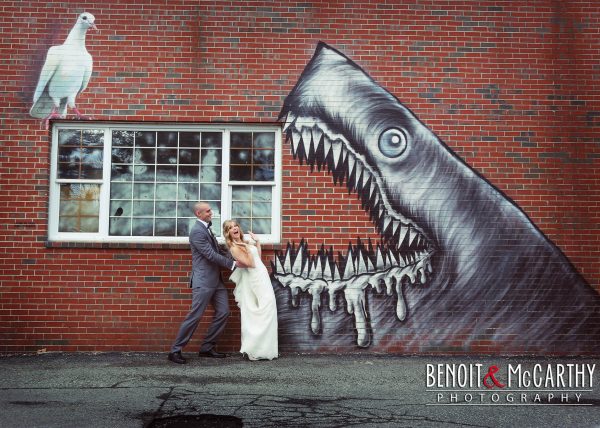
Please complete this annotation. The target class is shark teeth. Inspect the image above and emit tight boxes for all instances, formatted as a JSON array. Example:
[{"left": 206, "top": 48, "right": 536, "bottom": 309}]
[{"left": 284, "top": 119, "right": 431, "bottom": 255}]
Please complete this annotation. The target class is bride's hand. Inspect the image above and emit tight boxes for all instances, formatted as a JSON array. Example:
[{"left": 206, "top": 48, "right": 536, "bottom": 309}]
[{"left": 248, "top": 231, "right": 259, "bottom": 243}]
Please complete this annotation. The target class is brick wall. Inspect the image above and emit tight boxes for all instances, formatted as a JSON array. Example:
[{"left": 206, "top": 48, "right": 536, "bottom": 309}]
[{"left": 0, "top": 0, "right": 598, "bottom": 354}]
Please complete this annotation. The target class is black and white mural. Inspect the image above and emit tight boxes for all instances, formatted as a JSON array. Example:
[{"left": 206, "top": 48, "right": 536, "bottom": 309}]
[{"left": 271, "top": 42, "right": 600, "bottom": 353}]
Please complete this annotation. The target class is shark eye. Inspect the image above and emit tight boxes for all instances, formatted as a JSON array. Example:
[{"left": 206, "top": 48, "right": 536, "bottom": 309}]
[{"left": 378, "top": 128, "right": 407, "bottom": 158}]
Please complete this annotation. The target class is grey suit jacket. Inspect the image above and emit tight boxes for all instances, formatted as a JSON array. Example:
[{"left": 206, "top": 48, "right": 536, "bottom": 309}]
[{"left": 189, "top": 220, "right": 234, "bottom": 289}]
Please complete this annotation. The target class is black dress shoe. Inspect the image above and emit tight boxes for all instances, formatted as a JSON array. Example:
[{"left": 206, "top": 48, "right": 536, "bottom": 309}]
[
  {"left": 168, "top": 351, "right": 187, "bottom": 364},
  {"left": 198, "top": 349, "right": 227, "bottom": 358}
]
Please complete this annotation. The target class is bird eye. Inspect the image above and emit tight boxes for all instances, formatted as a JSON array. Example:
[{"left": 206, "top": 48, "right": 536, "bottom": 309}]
[
  {"left": 82, "top": 16, "right": 88, "bottom": 20},
  {"left": 378, "top": 128, "right": 407, "bottom": 158}
]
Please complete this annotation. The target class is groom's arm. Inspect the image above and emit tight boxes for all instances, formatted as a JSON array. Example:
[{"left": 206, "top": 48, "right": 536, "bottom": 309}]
[{"left": 190, "top": 227, "right": 234, "bottom": 270}]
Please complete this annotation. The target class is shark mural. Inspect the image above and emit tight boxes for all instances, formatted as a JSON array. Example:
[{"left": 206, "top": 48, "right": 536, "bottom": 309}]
[{"left": 271, "top": 42, "right": 600, "bottom": 353}]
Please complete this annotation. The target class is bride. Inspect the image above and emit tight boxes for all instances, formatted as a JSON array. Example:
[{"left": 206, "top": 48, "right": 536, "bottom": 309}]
[{"left": 223, "top": 220, "right": 278, "bottom": 361}]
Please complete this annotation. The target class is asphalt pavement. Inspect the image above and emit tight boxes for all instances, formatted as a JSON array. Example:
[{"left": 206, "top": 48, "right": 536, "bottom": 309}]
[{"left": 0, "top": 352, "right": 599, "bottom": 427}]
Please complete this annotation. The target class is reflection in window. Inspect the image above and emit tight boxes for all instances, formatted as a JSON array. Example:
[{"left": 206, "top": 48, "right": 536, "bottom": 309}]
[
  {"left": 231, "top": 185, "right": 272, "bottom": 234},
  {"left": 109, "top": 130, "right": 222, "bottom": 237},
  {"left": 58, "top": 184, "right": 100, "bottom": 232},
  {"left": 57, "top": 129, "right": 103, "bottom": 179},
  {"left": 230, "top": 132, "right": 275, "bottom": 181}
]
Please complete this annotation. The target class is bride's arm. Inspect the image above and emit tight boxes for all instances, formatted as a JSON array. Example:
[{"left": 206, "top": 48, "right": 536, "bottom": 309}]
[
  {"left": 248, "top": 232, "right": 261, "bottom": 258},
  {"left": 230, "top": 245, "right": 255, "bottom": 268}
]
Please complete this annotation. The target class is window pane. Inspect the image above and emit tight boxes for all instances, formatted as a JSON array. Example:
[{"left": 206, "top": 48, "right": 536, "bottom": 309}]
[
  {"left": 179, "top": 148, "right": 199, "bottom": 164},
  {"left": 253, "top": 165, "right": 274, "bottom": 181},
  {"left": 201, "top": 149, "right": 221, "bottom": 165},
  {"left": 110, "top": 200, "right": 131, "bottom": 217},
  {"left": 178, "top": 183, "right": 198, "bottom": 201},
  {"left": 231, "top": 185, "right": 272, "bottom": 235},
  {"left": 180, "top": 132, "right": 200, "bottom": 147},
  {"left": 111, "top": 164, "right": 133, "bottom": 182},
  {"left": 135, "top": 148, "right": 155, "bottom": 164},
  {"left": 229, "top": 132, "right": 275, "bottom": 182},
  {"left": 157, "top": 131, "right": 177, "bottom": 148},
  {"left": 202, "top": 132, "right": 222, "bottom": 148},
  {"left": 200, "top": 184, "right": 220, "bottom": 201},
  {"left": 231, "top": 132, "right": 252, "bottom": 148},
  {"left": 254, "top": 132, "right": 275, "bottom": 149},
  {"left": 252, "top": 218, "right": 271, "bottom": 234},
  {"left": 112, "top": 148, "right": 133, "bottom": 164},
  {"left": 177, "top": 218, "right": 195, "bottom": 237},
  {"left": 133, "top": 201, "right": 154, "bottom": 216},
  {"left": 135, "top": 131, "right": 155, "bottom": 147},
  {"left": 110, "top": 217, "right": 131, "bottom": 236},
  {"left": 134, "top": 165, "right": 155, "bottom": 181},
  {"left": 178, "top": 165, "right": 199, "bottom": 181},
  {"left": 156, "top": 183, "right": 177, "bottom": 200},
  {"left": 230, "top": 166, "right": 251, "bottom": 181},
  {"left": 133, "top": 183, "right": 154, "bottom": 199},
  {"left": 58, "top": 184, "right": 100, "bottom": 232},
  {"left": 156, "top": 201, "right": 176, "bottom": 217},
  {"left": 200, "top": 165, "right": 221, "bottom": 182},
  {"left": 57, "top": 129, "right": 104, "bottom": 179},
  {"left": 110, "top": 182, "right": 132, "bottom": 199},
  {"left": 155, "top": 218, "right": 176, "bottom": 236},
  {"left": 112, "top": 130, "right": 134, "bottom": 147},
  {"left": 132, "top": 218, "right": 153, "bottom": 236},
  {"left": 157, "top": 148, "right": 178, "bottom": 164},
  {"left": 156, "top": 165, "right": 177, "bottom": 181}
]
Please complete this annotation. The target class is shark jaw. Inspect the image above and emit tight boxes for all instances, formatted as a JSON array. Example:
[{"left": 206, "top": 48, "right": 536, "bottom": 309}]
[{"left": 272, "top": 113, "right": 436, "bottom": 347}]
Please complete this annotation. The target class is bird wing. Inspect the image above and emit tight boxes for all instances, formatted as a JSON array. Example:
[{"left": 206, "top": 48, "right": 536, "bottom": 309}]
[
  {"left": 79, "top": 52, "right": 93, "bottom": 94},
  {"left": 30, "top": 46, "right": 61, "bottom": 118}
]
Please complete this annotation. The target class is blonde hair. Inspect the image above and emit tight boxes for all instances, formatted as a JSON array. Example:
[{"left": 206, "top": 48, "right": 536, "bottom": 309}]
[{"left": 223, "top": 220, "right": 250, "bottom": 252}]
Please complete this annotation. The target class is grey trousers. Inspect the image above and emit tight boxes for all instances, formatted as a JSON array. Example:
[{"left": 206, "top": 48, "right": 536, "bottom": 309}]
[{"left": 171, "top": 286, "right": 230, "bottom": 353}]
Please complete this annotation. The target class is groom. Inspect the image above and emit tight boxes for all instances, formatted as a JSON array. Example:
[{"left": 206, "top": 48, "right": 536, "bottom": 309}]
[{"left": 168, "top": 201, "right": 240, "bottom": 364}]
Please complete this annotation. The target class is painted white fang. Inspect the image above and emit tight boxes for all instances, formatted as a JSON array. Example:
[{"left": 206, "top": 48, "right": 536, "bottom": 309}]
[
  {"left": 354, "top": 162, "right": 363, "bottom": 189},
  {"left": 356, "top": 253, "right": 368, "bottom": 275},
  {"left": 343, "top": 255, "right": 354, "bottom": 279},
  {"left": 321, "top": 135, "right": 332, "bottom": 159},
  {"left": 409, "top": 228, "right": 419, "bottom": 247},
  {"left": 376, "top": 247, "right": 386, "bottom": 269},
  {"left": 331, "top": 140, "right": 343, "bottom": 169},
  {"left": 283, "top": 112, "right": 296, "bottom": 132},
  {"left": 291, "top": 130, "right": 302, "bottom": 157},
  {"left": 292, "top": 249, "right": 305, "bottom": 275},
  {"left": 275, "top": 256, "right": 285, "bottom": 275},
  {"left": 396, "top": 224, "right": 408, "bottom": 246},
  {"left": 283, "top": 249, "right": 292, "bottom": 272},
  {"left": 347, "top": 154, "right": 356, "bottom": 179},
  {"left": 301, "top": 127, "right": 313, "bottom": 153},
  {"left": 312, "top": 125, "right": 324, "bottom": 147},
  {"left": 309, "top": 257, "right": 322, "bottom": 280}
]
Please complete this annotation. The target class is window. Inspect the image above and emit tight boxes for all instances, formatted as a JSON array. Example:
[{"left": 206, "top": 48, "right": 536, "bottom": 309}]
[{"left": 48, "top": 124, "right": 281, "bottom": 244}]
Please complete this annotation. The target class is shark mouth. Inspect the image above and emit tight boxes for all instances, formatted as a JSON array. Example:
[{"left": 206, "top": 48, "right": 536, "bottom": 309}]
[{"left": 272, "top": 114, "right": 435, "bottom": 347}]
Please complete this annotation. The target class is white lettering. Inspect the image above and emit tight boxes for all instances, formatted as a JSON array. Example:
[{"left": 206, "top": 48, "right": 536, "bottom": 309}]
[
  {"left": 587, "top": 364, "right": 595, "bottom": 388},
  {"left": 427, "top": 364, "right": 436, "bottom": 387},
  {"left": 533, "top": 364, "right": 543, "bottom": 388},
  {"left": 556, "top": 364, "right": 565, "bottom": 388}
]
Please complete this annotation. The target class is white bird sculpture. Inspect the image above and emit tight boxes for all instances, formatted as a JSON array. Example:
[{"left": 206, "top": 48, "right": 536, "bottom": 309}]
[{"left": 30, "top": 12, "right": 98, "bottom": 129}]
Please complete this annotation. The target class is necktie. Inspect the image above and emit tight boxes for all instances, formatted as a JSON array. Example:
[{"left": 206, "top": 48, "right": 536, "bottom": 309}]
[{"left": 206, "top": 222, "right": 218, "bottom": 246}]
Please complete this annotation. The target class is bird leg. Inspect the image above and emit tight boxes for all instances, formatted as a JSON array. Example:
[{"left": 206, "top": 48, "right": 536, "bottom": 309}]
[
  {"left": 72, "top": 107, "right": 92, "bottom": 121},
  {"left": 43, "top": 107, "right": 63, "bottom": 130}
]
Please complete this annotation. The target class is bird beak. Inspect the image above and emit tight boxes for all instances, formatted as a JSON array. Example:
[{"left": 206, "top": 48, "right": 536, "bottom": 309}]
[{"left": 90, "top": 23, "right": 98, "bottom": 31}]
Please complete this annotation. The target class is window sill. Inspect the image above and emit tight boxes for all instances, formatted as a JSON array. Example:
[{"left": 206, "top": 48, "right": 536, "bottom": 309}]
[{"left": 44, "top": 240, "right": 281, "bottom": 251}]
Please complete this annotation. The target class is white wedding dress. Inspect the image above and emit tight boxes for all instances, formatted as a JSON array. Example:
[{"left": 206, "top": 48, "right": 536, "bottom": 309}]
[{"left": 229, "top": 244, "right": 278, "bottom": 361}]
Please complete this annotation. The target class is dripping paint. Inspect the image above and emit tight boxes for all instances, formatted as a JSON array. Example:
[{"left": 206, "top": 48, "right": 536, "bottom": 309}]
[{"left": 271, "top": 42, "right": 600, "bottom": 353}]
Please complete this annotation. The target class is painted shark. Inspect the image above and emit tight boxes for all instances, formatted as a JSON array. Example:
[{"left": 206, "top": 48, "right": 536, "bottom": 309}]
[{"left": 272, "top": 42, "right": 600, "bottom": 353}]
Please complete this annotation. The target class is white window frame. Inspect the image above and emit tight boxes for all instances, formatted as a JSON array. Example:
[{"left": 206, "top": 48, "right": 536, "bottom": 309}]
[{"left": 48, "top": 123, "right": 282, "bottom": 244}]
